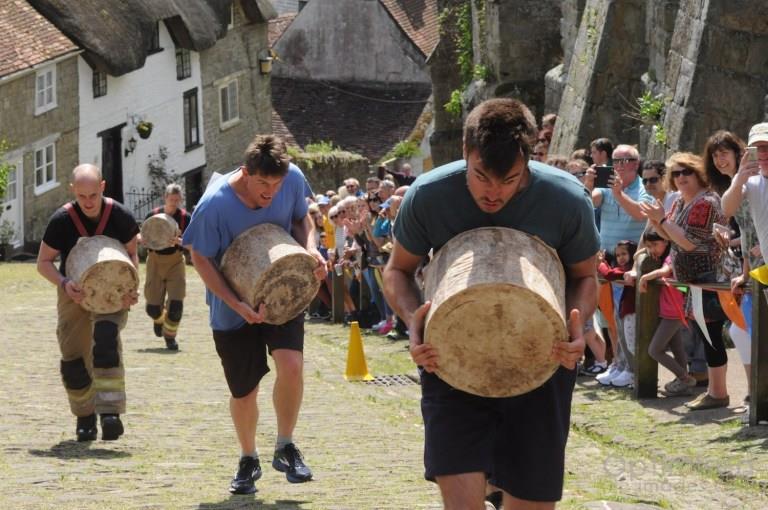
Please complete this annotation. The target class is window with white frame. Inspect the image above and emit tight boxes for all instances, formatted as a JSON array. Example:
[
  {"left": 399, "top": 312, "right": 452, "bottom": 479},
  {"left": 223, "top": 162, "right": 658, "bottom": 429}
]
[
  {"left": 34, "top": 144, "right": 56, "bottom": 191},
  {"left": 228, "top": 3, "right": 235, "bottom": 28},
  {"left": 219, "top": 79, "right": 239, "bottom": 128},
  {"left": 35, "top": 66, "right": 56, "bottom": 114}
]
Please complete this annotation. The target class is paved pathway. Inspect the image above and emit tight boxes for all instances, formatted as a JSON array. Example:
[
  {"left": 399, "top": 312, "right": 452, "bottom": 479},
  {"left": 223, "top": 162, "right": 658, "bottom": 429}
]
[{"left": 1, "top": 264, "right": 767, "bottom": 509}]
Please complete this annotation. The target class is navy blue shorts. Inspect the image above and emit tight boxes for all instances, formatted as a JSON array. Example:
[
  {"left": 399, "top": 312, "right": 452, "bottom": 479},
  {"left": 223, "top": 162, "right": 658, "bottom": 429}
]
[
  {"left": 421, "top": 366, "right": 577, "bottom": 502},
  {"left": 212, "top": 314, "right": 304, "bottom": 398}
]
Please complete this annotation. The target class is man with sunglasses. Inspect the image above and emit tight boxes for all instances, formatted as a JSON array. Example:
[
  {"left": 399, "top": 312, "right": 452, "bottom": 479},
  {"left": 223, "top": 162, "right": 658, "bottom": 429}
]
[
  {"left": 590, "top": 144, "right": 653, "bottom": 257},
  {"left": 589, "top": 144, "right": 653, "bottom": 389}
]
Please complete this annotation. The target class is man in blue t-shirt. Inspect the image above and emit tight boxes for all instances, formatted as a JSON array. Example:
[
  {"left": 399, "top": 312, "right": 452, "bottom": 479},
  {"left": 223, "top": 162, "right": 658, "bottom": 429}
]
[
  {"left": 183, "top": 135, "right": 327, "bottom": 495},
  {"left": 383, "top": 99, "right": 599, "bottom": 509}
]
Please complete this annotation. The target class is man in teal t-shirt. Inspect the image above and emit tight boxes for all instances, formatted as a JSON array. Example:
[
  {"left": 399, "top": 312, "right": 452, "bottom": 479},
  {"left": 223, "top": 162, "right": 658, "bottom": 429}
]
[{"left": 384, "top": 98, "right": 599, "bottom": 509}]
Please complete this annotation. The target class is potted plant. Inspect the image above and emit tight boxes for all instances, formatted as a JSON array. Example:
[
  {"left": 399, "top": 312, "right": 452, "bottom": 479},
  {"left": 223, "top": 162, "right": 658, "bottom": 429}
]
[
  {"left": 0, "top": 219, "right": 16, "bottom": 262},
  {"left": 136, "top": 121, "right": 153, "bottom": 139}
]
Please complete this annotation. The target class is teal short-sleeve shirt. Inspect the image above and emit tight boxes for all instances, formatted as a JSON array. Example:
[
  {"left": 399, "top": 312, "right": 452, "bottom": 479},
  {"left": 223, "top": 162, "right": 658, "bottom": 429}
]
[{"left": 393, "top": 160, "right": 599, "bottom": 266}]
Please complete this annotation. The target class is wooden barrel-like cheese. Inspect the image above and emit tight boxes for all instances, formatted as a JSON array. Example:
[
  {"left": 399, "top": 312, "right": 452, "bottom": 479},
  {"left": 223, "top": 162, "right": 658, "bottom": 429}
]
[
  {"left": 66, "top": 235, "right": 139, "bottom": 314},
  {"left": 140, "top": 213, "right": 179, "bottom": 251},
  {"left": 220, "top": 223, "right": 320, "bottom": 325},
  {"left": 423, "top": 227, "right": 566, "bottom": 397}
]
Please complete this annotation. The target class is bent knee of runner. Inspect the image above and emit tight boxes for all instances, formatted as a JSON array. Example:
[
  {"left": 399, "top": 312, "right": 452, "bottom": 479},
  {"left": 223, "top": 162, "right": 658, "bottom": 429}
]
[
  {"left": 93, "top": 321, "right": 120, "bottom": 368},
  {"left": 146, "top": 303, "right": 163, "bottom": 320},
  {"left": 166, "top": 300, "right": 183, "bottom": 322},
  {"left": 60, "top": 357, "right": 92, "bottom": 389}
]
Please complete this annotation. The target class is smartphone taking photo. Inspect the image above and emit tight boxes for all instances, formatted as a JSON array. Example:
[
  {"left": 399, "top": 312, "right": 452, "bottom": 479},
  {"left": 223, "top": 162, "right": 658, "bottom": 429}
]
[{"left": 594, "top": 165, "right": 614, "bottom": 188}]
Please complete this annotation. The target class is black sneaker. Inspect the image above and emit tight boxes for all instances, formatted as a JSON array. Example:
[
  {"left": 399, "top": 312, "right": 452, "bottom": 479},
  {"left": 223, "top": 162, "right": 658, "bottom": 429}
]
[
  {"left": 229, "top": 456, "right": 262, "bottom": 494},
  {"left": 485, "top": 490, "right": 502, "bottom": 509},
  {"left": 100, "top": 414, "right": 124, "bottom": 441},
  {"left": 272, "top": 443, "right": 313, "bottom": 483},
  {"left": 76, "top": 414, "right": 97, "bottom": 442},
  {"left": 164, "top": 337, "right": 179, "bottom": 351},
  {"left": 153, "top": 323, "right": 163, "bottom": 337}
]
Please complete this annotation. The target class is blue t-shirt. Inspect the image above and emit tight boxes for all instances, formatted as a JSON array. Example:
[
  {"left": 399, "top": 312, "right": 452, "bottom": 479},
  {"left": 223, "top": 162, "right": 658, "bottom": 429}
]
[
  {"left": 596, "top": 176, "right": 652, "bottom": 252},
  {"left": 183, "top": 164, "right": 310, "bottom": 330},
  {"left": 393, "top": 160, "right": 599, "bottom": 266}
]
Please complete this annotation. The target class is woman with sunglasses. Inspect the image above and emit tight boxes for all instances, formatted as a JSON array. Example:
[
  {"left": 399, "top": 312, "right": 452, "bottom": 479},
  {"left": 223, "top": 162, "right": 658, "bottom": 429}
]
[{"left": 640, "top": 152, "right": 730, "bottom": 410}]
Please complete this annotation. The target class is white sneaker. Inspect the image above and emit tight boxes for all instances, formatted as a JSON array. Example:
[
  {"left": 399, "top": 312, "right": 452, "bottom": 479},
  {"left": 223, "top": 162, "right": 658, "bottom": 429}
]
[
  {"left": 371, "top": 320, "right": 387, "bottom": 331},
  {"left": 596, "top": 364, "right": 620, "bottom": 386},
  {"left": 611, "top": 370, "right": 634, "bottom": 388}
]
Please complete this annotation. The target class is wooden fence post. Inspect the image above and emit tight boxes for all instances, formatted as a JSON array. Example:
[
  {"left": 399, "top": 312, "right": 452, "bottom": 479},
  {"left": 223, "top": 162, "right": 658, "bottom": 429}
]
[
  {"left": 634, "top": 253, "right": 661, "bottom": 399},
  {"left": 749, "top": 279, "right": 768, "bottom": 425}
]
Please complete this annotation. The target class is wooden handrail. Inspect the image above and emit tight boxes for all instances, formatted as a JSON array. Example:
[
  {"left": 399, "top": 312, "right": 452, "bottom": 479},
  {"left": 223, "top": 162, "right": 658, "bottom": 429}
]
[{"left": 600, "top": 259, "right": 768, "bottom": 424}]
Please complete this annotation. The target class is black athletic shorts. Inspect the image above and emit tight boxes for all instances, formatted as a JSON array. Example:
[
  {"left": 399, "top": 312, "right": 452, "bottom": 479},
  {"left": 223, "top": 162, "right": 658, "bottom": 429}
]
[
  {"left": 212, "top": 314, "right": 304, "bottom": 398},
  {"left": 421, "top": 366, "right": 577, "bottom": 502}
]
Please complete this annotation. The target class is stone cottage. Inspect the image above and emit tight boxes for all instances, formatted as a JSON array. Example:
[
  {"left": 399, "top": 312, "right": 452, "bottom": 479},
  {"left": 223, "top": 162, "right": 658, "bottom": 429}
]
[{"left": 0, "top": 0, "right": 275, "bottom": 251}]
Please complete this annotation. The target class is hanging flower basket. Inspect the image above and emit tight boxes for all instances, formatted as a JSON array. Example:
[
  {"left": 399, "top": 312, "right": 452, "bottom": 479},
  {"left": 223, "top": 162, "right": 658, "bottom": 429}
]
[{"left": 137, "top": 121, "right": 153, "bottom": 139}]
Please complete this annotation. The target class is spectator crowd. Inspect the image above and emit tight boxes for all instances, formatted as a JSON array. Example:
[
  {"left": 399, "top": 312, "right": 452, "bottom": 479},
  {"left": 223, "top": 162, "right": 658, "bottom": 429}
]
[{"left": 304, "top": 117, "right": 768, "bottom": 416}]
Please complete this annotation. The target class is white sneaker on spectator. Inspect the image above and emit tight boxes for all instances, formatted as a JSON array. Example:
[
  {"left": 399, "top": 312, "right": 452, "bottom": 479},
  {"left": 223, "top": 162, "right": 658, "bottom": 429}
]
[
  {"left": 611, "top": 370, "right": 634, "bottom": 388},
  {"left": 371, "top": 320, "right": 387, "bottom": 331},
  {"left": 596, "top": 364, "right": 620, "bottom": 386}
]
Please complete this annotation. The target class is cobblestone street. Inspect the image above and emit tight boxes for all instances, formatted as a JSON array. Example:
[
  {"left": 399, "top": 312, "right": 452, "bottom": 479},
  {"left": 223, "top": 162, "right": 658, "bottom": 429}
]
[{"left": 1, "top": 264, "right": 768, "bottom": 509}]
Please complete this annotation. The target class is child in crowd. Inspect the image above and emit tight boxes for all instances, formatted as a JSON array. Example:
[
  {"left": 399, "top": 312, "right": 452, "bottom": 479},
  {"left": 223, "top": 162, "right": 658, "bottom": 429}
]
[
  {"left": 637, "top": 230, "right": 696, "bottom": 396},
  {"left": 596, "top": 240, "right": 638, "bottom": 388}
]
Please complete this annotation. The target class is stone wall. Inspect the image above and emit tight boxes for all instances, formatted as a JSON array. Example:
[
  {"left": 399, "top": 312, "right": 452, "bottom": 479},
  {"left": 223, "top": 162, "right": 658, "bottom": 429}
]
[
  {"left": 430, "top": 0, "right": 768, "bottom": 161},
  {"left": 661, "top": 0, "right": 768, "bottom": 155},
  {"left": 292, "top": 153, "right": 371, "bottom": 195},
  {"left": 0, "top": 56, "right": 80, "bottom": 247},
  {"left": 480, "top": 0, "right": 562, "bottom": 119},
  {"left": 428, "top": 0, "right": 465, "bottom": 166},
  {"left": 550, "top": 0, "right": 648, "bottom": 155},
  {"left": 200, "top": 2, "right": 272, "bottom": 180}
]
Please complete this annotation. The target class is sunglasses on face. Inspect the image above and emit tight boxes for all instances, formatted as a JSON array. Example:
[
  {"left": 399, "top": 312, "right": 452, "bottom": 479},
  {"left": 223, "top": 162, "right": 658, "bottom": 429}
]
[
  {"left": 572, "top": 171, "right": 586, "bottom": 178},
  {"left": 613, "top": 157, "right": 638, "bottom": 165},
  {"left": 671, "top": 168, "right": 695, "bottom": 179},
  {"left": 642, "top": 176, "right": 660, "bottom": 185}
]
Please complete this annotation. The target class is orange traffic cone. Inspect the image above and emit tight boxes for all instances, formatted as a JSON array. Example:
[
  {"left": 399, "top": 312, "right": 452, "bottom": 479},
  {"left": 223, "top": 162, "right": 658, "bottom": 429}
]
[{"left": 344, "top": 321, "right": 373, "bottom": 381}]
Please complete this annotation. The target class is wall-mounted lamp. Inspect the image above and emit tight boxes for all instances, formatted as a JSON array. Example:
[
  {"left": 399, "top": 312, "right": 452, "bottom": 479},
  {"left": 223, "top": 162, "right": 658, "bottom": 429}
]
[
  {"left": 258, "top": 49, "right": 277, "bottom": 75},
  {"left": 259, "top": 55, "right": 273, "bottom": 75},
  {"left": 124, "top": 136, "right": 137, "bottom": 157}
]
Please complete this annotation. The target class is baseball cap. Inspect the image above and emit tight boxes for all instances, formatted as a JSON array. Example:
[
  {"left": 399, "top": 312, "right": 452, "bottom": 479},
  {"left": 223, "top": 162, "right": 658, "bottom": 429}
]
[
  {"left": 317, "top": 196, "right": 330, "bottom": 205},
  {"left": 748, "top": 122, "right": 768, "bottom": 146},
  {"left": 379, "top": 198, "right": 392, "bottom": 209}
]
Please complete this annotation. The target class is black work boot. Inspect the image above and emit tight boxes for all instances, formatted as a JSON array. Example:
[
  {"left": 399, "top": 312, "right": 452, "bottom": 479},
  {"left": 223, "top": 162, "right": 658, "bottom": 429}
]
[
  {"left": 76, "top": 414, "right": 97, "bottom": 442},
  {"left": 100, "top": 414, "right": 124, "bottom": 441},
  {"left": 164, "top": 336, "right": 179, "bottom": 351}
]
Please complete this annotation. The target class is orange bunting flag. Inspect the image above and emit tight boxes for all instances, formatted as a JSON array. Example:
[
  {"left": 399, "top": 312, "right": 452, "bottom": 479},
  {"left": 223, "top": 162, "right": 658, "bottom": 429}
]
[
  {"left": 717, "top": 290, "right": 746, "bottom": 331},
  {"left": 597, "top": 282, "right": 618, "bottom": 342}
]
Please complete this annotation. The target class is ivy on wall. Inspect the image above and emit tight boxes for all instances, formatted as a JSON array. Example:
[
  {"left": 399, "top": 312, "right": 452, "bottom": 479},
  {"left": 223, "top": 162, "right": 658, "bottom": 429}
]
[{"left": 440, "top": 0, "right": 489, "bottom": 118}]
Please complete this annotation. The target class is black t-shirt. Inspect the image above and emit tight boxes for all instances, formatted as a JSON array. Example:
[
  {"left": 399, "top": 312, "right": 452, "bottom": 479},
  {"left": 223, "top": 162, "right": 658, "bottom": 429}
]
[
  {"left": 43, "top": 199, "right": 140, "bottom": 276},
  {"left": 144, "top": 207, "right": 190, "bottom": 255}
]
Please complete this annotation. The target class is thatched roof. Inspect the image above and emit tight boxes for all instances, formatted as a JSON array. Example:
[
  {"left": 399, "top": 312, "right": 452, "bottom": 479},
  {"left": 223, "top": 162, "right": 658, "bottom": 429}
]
[
  {"left": 0, "top": 0, "right": 78, "bottom": 78},
  {"left": 26, "top": 0, "right": 277, "bottom": 76}
]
